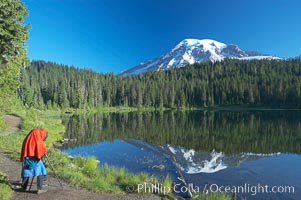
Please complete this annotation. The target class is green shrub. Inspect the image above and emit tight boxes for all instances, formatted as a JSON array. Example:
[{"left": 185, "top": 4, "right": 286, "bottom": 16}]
[{"left": 0, "top": 172, "right": 12, "bottom": 200}]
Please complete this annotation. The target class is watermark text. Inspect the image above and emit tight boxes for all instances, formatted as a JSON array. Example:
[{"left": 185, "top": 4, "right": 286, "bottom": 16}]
[{"left": 127, "top": 182, "right": 295, "bottom": 196}]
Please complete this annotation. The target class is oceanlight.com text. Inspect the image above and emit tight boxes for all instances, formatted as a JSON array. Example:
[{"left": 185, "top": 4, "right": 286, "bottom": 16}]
[
  {"left": 203, "top": 183, "right": 295, "bottom": 196},
  {"left": 130, "top": 182, "right": 295, "bottom": 196}
]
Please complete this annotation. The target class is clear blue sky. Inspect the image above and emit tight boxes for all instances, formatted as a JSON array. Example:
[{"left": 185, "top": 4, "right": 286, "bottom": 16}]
[{"left": 22, "top": 0, "right": 301, "bottom": 73}]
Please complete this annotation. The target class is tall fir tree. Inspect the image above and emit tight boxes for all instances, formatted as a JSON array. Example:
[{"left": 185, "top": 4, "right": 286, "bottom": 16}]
[{"left": 0, "top": 0, "right": 29, "bottom": 127}]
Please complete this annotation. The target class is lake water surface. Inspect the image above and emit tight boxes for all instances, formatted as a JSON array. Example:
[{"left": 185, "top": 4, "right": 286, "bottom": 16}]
[{"left": 61, "top": 110, "right": 301, "bottom": 199}]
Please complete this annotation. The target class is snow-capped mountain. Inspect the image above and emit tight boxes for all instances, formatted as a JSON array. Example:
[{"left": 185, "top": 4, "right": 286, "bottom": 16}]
[
  {"left": 125, "top": 139, "right": 281, "bottom": 175},
  {"left": 119, "top": 39, "right": 280, "bottom": 76},
  {"left": 165, "top": 145, "right": 280, "bottom": 174}
]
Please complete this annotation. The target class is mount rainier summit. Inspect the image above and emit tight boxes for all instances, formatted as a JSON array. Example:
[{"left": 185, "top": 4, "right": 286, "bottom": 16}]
[{"left": 119, "top": 39, "right": 280, "bottom": 76}]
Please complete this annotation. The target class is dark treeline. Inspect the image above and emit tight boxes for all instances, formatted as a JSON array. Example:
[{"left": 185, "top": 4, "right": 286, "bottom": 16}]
[
  {"left": 19, "top": 59, "right": 301, "bottom": 109},
  {"left": 62, "top": 111, "right": 301, "bottom": 154}
]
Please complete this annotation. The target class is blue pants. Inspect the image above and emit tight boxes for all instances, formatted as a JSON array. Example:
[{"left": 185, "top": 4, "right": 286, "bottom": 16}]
[
  {"left": 22, "top": 175, "right": 46, "bottom": 190},
  {"left": 21, "top": 157, "right": 47, "bottom": 190}
]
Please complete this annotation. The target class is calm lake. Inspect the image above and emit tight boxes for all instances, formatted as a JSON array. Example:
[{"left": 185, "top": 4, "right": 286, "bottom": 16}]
[{"left": 61, "top": 110, "right": 301, "bottom": 199}]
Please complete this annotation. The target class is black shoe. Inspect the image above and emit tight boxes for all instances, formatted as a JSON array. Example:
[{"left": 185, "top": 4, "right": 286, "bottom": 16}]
[{"left": 13, "top": 185, "right": 26, "bottom": 191}]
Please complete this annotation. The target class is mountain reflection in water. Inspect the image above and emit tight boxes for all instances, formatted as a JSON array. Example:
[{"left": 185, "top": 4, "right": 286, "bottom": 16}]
[{"left": 62, "top": 110, "right": 301, "bottom": 200}]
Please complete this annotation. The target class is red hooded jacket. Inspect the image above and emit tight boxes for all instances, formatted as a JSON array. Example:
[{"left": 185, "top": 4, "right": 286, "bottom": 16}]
[{"left": 20, "top": 128, "right": 48, "bottom": 162}]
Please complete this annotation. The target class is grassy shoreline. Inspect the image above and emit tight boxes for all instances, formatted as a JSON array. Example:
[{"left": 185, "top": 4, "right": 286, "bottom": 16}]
[
  {"left": 66, "top": 105, "right": 301, "bottom": 115},
  {"left": 0, "top": 109, "right": 174, "bottom": 196},
  {"left": 0, "top": 107, "right": 232, "bottom": 200}
]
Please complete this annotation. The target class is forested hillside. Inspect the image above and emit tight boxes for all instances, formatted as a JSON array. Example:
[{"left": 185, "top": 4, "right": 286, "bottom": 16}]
[{"left": 19, "top": 59, "right": 301, "bottom": 109}]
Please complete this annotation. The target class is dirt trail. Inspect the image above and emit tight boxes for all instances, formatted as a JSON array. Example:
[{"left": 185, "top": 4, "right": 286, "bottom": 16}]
[
  {"left": 0, "top": 115, "right": 162, "bottom": 200},
  {"left": 2, "top": 115, "right": 22, "bottom": 136}
]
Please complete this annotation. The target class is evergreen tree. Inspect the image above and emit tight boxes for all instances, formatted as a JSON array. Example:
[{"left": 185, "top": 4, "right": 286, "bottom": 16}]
[{"left": 0, "top": 0, "right": 29, "bottom": 126}]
